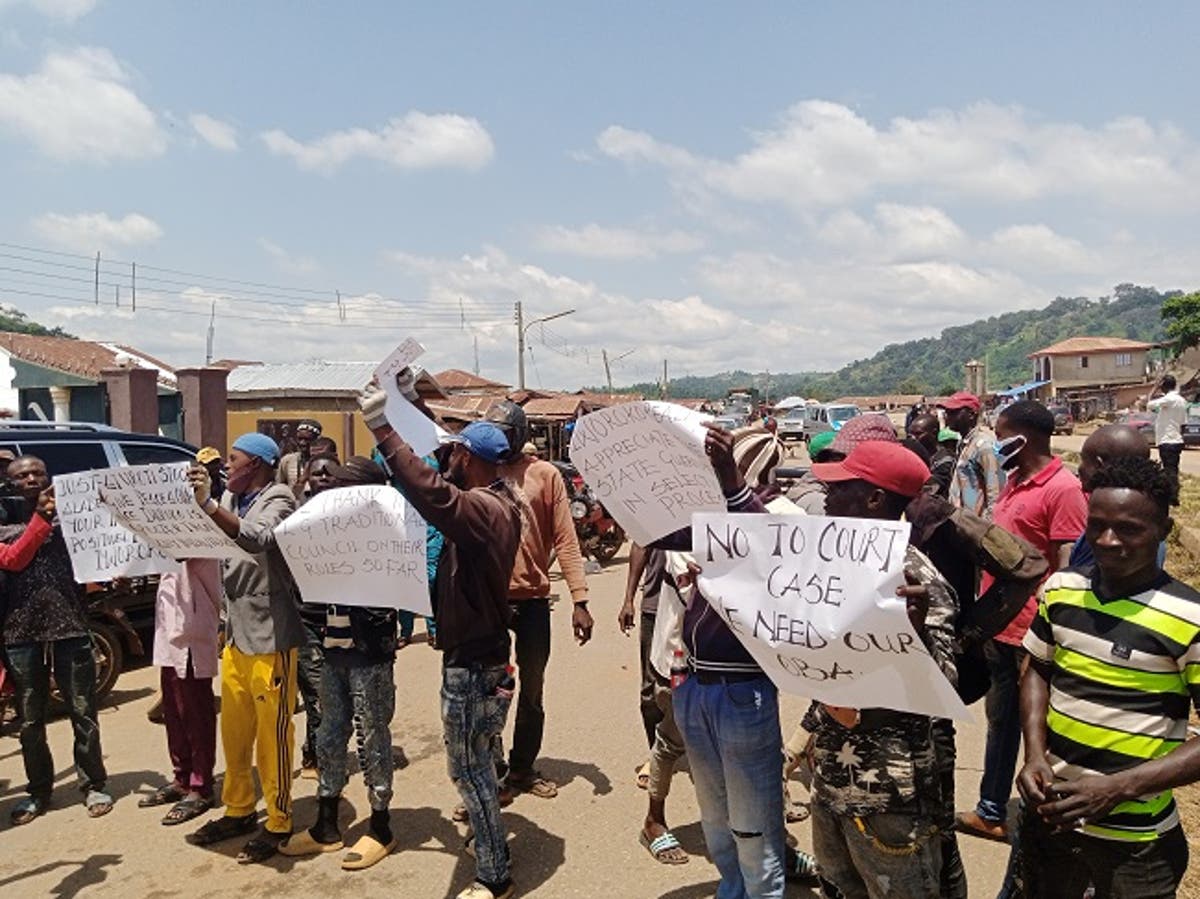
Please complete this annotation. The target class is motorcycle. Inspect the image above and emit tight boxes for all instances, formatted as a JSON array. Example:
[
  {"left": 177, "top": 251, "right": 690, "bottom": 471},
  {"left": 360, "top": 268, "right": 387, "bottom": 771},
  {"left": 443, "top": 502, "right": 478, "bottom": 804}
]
[
  {"left": 0, "top": 586, "right": 144, "bottom": 718},
  {"left": 551, "top": 460, "right": 627, "bottom": 565},
  {"left": 568, "top": 487, "right": 626, "bottom": 564}
]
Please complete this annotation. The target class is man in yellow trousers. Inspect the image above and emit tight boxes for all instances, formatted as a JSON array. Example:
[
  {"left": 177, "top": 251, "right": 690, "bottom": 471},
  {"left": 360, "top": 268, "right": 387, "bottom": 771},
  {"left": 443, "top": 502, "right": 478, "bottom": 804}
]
[{"left": 185, "top": 432, "right": 304, "bottom": 864}]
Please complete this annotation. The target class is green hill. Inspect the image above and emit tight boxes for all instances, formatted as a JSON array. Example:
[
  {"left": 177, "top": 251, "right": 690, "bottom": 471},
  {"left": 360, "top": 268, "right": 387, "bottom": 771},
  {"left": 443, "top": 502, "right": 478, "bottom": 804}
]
[{"left": 618, "top": 283, "right": 1178, "bottom": 400}]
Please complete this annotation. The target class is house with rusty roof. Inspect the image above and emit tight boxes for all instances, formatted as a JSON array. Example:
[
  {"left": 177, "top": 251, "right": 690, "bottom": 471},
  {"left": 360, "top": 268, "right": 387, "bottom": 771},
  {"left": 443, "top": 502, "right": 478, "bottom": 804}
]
[
  {"left": 1023, "top": 336, "right": 1167, "bottom": 413},
  {"left": 434, "top": 368, "right": 511, "bottom": 395},
  {"left": 0, "top": 332, "right": 181, "bottom": 432}
]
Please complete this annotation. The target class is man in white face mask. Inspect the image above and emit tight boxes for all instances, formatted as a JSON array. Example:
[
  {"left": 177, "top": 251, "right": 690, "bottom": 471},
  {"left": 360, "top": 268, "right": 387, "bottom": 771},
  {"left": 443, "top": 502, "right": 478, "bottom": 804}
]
[{"left": 956, "top": 400, "right": 1088, "bottom": 844}]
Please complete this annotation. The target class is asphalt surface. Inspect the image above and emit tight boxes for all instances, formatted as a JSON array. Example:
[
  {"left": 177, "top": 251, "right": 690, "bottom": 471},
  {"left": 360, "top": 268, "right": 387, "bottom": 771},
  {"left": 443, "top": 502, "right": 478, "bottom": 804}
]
[
  {"left": 1051, "top": 433, "right": 1200, "bottom": 475},
  {"left": 0, "top": 555, "right": 1016, "bottom": 899}
]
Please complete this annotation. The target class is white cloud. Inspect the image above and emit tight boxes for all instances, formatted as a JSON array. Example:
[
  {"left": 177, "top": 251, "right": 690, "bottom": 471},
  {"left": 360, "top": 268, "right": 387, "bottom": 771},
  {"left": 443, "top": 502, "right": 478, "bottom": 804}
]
[
  {"left": 188, "top": 112, "right": 238, "bottom": 151},
  {"left": 983, "top": 224, "right": 1097, "bottom": 273},
  {"left": 534, "top": 224, "right": 704, "bottom": 260},
  {"left": 0, "top": 0, "right": 98, "bottom": 22},
  {"left": 258, "top": 238, "right": 319, "bottom": 275},
  {"left": 31, "top": 211, "right": 163, "bottom": 253},
  {"left": 598, "top": 100, "right": 1200, "bottom": 213},
  {"left": 0, "top": 47, "right": 166, "bottom": 163},
  {"left": 261, "top": 111, "right": 494, "bottom": 174},
  {"left": 816, "top": 203, "right": 966, "bottom": 261}
]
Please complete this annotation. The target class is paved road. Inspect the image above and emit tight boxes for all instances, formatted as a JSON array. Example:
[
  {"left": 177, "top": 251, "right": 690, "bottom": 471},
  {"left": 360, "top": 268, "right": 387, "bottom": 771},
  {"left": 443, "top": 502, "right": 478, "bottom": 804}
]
[
  {"left": 0, "top": 563, "right": 1011, "bottom": 898},
  {"left": 1052, "top": 434, "right": 1200, "bottom": 476}
]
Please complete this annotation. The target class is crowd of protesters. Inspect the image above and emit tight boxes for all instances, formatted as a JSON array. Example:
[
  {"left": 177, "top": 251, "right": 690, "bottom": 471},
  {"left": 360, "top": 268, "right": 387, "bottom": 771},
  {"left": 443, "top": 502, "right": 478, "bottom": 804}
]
[{"left": 0, "top": 369, "right": 1196, "bottom": 899}]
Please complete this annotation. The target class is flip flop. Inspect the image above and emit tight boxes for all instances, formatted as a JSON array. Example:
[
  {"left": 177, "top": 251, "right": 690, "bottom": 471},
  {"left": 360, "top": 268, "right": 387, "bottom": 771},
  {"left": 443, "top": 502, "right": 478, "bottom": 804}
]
[
  {"left": 237, "top": 832, "right": 288, "bottom": 865},
  {"left": 186, "top": 813, "right": 259, "bottom": 846},
  {"left": 139, "top": 783, "right": 187, "bottom": 808},
  {"left": 279, "top": 829, "right": 344, "bottom": 857},
  {"left": 640, "top": 830, "right": 689, "bottom": 865},
  {"left": 85, "top": 790, "right": 114, "bottom": 818},
  {"left": 162, "top": 796, "right": 212, "bottom": 826},
  {"left": 505, "top": 772, "right": 558, "bottom": 799},
  {"left": 341, "top": 833, "right": 396, "bottom": 870},
  {"left": 10, "top": 796, "right": 46, "bottom": 826}
]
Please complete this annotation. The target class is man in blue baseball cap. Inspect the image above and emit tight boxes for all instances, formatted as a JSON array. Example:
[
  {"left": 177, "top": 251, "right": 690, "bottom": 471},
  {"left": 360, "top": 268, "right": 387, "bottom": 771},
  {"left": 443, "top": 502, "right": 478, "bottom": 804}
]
[
  {"left": 360, "top": 384, "right": 524, "bottom": 899},
  {"left": 185, "top": 431, "right": 305, "bottom": 864}
]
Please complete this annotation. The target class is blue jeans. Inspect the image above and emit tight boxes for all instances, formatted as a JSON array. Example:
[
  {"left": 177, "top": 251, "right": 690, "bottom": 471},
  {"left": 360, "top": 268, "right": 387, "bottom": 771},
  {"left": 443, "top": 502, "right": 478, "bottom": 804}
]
[
  {"left": 673, "top": 674, "right": 785, "bottom": 899},
  {"left": 976, "top": 641, "right": 1023, "bottom": 824},
  {"left": 442, "top": 664, "right": 513, "bottom": 886},
  {"left": 317, "top": 660, "right": 395, "bottom": 811},
  {"left": 7, "top": 635, "right": 107, "bottom": 800}
]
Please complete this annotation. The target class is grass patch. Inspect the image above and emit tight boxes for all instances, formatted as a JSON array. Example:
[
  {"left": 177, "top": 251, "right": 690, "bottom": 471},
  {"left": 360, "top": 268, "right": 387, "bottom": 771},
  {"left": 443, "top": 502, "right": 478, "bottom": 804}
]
[{"left": 1167, "top": 473, "right": 1200, "bottom": 586}]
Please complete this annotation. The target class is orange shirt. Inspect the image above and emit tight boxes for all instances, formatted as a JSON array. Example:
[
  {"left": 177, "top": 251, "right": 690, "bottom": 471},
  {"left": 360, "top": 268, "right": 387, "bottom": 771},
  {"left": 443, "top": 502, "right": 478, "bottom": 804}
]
[{"left": 501, "top": 457, "right": 588, "bottom": 601}]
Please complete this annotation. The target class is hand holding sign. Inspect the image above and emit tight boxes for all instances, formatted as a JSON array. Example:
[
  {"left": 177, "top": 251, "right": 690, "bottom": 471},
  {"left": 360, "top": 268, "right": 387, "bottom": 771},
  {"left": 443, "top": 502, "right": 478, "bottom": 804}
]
[
  {"left": 373, "top": 338, "right": 448, "bottom": 457},
  {"left": 274, "top": 485, "right": 430, "bottom": 613},
  {"left": 569, "top": 401, "right": 724, "bottom": 546},
  {"left": 692, "top": 512, "right": 968, "bottom": 721}
]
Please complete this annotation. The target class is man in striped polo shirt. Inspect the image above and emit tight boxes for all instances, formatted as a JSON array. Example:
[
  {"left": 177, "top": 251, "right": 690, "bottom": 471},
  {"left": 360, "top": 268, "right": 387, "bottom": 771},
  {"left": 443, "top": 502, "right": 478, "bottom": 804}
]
[{"left": 1018, "top": 457, "right": 1198, "bottom": 897}]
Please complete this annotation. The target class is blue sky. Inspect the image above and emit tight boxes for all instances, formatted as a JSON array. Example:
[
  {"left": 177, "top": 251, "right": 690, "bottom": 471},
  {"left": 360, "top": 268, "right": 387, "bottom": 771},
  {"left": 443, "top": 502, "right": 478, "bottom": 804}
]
[{"left": 1, "top": 2, "right": 1198, "bottom": 389}]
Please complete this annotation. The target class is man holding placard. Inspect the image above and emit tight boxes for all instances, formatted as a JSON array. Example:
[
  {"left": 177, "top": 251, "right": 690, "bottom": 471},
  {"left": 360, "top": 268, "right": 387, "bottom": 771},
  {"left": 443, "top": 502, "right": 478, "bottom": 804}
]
[
  {"left": 1, "top": 458, "right": 115, "bottom": 825},
  {"left": 185, "top": 433, "right": 305, "bottom": 865},
  {"left": 799, "top": 441, "right": 958, "bottom": 899},
  {"left": 280, "top": 456, "right": 402, "bottom": 871},
  {"left": 362, "top": 382, "right": 524, "bottom": 899}
]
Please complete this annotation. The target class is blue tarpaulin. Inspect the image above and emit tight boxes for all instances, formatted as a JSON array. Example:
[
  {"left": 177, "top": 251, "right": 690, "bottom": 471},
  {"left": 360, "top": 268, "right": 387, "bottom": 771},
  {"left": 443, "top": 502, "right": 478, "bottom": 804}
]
[{"left": 995, "top": 379, "right": 1050, "bottom": 398}]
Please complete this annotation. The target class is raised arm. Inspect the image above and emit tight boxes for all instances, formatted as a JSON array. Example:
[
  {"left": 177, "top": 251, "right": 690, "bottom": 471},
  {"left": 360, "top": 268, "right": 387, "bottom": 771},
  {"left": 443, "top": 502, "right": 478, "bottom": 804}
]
[{"left": 0, "top": 492, "right": 53, "bottom": 572}]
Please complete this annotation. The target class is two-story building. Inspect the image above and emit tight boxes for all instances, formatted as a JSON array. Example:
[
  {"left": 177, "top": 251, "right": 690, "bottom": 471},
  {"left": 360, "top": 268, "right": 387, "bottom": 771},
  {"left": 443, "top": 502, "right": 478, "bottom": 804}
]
[{"left": 1027, "top": 336, "right": 1158, "bottom": 413}]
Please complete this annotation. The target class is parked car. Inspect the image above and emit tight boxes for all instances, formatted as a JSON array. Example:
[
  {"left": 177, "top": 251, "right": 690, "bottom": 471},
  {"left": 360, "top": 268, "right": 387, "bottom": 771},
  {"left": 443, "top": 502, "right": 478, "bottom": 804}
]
[
  {"left": 1184, "top": 412, "right": 1200, "bottom": 447},
  {"left": 711, "top": 413, "right": 745, "bottom": 431},
  {"left": 1116, "top": 412, "right": 1156, "bottom": 445},
  {"left": 0, "top": 422, "right": 199, "bottom": 694},
  {"left": 778, "top": 407, "right": 807, "bottom": 443},
  {"left": 802, "top": 403, "right": 861, "bottom": 442},
  {"left": 1046, "top": 404, "right": 1074, "bottom": 435}
]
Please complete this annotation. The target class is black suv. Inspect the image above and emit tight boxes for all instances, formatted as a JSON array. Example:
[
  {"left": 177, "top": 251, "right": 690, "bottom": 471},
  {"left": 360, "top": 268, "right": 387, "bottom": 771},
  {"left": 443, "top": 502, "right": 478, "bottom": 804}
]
[{"left": 0, "top": 422, "right": 198, "bottom": 696}]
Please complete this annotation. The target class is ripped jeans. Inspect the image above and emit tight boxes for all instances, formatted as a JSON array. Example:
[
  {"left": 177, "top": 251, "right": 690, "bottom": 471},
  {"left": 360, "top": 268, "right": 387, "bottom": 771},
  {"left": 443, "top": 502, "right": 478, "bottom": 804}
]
[
  {"left": 673, "top": 674, "right": 785, "bottom": 899},
  {"left": 317, "top": 659, "right": 395, "bottom": 811},
  {"left": 442, "top": 664, "right": 513, "bottom": 886}
]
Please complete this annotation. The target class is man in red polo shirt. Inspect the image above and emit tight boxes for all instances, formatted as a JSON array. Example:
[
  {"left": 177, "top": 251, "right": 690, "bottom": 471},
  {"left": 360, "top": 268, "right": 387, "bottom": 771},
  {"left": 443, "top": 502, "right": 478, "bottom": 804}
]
[{"left": 956, "top": 400, "right": 1086, "bottom": 842}]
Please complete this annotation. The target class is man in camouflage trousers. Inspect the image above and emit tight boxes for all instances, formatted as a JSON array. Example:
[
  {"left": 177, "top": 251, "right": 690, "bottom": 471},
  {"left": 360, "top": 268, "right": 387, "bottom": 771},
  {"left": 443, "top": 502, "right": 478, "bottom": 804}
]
[{"left": 802, "top": 442, "right": 959, "bottom": 899}]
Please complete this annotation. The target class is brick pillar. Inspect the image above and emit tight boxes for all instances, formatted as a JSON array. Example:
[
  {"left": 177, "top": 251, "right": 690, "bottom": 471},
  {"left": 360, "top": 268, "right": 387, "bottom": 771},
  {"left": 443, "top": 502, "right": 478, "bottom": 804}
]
[
  {"left": 102, "top": 367, "right": 159, "bottom": 434},
  {"left": 176, "top": 367, "right": 228, "bottom": 454}
]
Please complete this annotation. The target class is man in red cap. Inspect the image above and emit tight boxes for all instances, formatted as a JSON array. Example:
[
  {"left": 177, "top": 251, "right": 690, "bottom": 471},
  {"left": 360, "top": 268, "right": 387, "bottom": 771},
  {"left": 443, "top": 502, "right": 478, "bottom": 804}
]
[
  {"left": 801, "top": 441, "right": 959, "bottom": 899},
  {"left": 938, "top": 391, "right": 1005, "bottom": 520}
]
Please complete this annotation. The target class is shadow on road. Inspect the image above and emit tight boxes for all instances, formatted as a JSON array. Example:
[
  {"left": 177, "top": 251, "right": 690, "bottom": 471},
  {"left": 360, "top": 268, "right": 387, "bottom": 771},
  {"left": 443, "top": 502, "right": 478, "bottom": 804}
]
[
  {"left": 0, "top": 853, "right": 122, "bottom": 899},
  {"left": 538, "top": 756, "right": 613, "bottom": 796}
]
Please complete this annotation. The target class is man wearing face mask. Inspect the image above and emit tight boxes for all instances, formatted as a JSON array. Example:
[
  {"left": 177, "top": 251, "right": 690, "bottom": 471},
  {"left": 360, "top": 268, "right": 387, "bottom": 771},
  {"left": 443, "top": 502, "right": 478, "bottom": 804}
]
[
  {"left": 185, "top": 433, "right": 304, "bottom": 865},
  {"left": 955, "top": 400, "right": 1087, "bottom": 844}
]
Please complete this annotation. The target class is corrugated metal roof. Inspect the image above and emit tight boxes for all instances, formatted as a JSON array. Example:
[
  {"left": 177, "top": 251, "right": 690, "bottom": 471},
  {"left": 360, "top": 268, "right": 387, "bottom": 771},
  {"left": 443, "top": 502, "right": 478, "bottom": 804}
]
[{"left": 227, "top": 361, "right": 377, "bottom": 395}]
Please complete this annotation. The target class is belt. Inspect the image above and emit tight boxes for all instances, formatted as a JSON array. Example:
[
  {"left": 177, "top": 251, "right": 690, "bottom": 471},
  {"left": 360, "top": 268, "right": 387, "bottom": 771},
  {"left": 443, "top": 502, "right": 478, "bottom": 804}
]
[{"left": 693, "top": 671, "right": 763, "bottom": 685}]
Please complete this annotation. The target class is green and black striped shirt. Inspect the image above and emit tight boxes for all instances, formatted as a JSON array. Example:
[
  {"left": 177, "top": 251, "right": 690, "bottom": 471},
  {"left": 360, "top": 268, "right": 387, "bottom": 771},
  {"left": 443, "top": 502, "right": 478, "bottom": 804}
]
[{"left": 1024, "top": 568, "right": 1200, "bottom": 842}]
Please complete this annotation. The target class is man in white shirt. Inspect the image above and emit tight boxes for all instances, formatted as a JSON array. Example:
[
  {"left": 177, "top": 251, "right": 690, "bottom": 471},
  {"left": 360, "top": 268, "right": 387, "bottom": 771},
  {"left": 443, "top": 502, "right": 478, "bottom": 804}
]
[{"left": 1147, "top": 374, "right": 1187, "bottom": 500}]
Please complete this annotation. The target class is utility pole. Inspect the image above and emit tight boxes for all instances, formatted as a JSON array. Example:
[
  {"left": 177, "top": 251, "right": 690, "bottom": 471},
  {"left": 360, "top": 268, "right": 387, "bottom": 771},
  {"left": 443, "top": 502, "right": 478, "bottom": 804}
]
[
  {"left": 603, "top": 349, "right": 612, "bottom": 393},
  {"left": 205, "top": 301, "right": 216, "bottom": 365},
  {"left": 516, "top": 302, "right": 576, "bottom": 390},
  {"left": 661, "top": 359, "right": 668, "bottom": 399},
  {"left": 473, "top": 335, "right": 480, "bottom": 375},
  {"left": 515, "top": 300, "right": 525, "bottom": 390}
]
